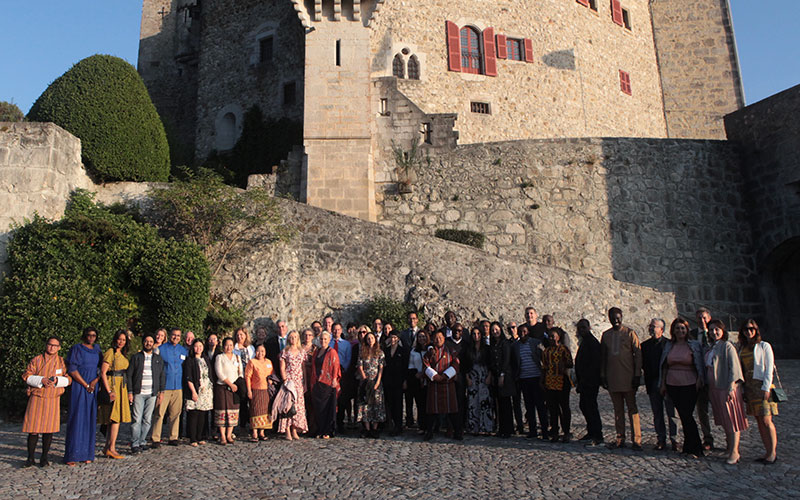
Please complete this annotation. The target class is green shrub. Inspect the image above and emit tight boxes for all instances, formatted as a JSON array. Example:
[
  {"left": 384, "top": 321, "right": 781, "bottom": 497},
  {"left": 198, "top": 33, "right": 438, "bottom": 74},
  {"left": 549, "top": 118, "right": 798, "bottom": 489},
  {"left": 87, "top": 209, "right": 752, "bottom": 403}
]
[
  {"left": 359, "top": 296, "right": 423, "bottom": 331},
  {"left": 434, "top": 228, "right": 486, "bottom": 249},
  {"left": 0, "top": 190, "right": 209, "bottom": 412},
  {"left": 0, "top": 101, "right": 24, "bottom": 122},
  {"left": 27, "top": 54, "right": 170, "bottom": 182},
  {"left": 203, "top": 294, "right": 248, "bottom": 337}
]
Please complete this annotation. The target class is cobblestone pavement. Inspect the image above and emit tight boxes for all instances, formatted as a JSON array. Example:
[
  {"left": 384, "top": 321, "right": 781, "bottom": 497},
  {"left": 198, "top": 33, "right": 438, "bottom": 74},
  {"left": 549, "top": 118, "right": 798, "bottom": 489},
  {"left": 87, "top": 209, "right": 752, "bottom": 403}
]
[{"left": 1, "top": 361, "right": 798, "bottom": 500}]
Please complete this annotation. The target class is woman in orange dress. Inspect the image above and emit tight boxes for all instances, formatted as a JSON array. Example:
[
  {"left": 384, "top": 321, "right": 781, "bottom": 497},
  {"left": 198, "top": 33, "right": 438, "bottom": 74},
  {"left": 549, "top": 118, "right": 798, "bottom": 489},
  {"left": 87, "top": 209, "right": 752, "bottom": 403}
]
[
  {"left": 22, "top": 336, "right": 71, "bottom": 467},
  {"left": 245, "top": 344, "right": 274, "bottom": 441}
]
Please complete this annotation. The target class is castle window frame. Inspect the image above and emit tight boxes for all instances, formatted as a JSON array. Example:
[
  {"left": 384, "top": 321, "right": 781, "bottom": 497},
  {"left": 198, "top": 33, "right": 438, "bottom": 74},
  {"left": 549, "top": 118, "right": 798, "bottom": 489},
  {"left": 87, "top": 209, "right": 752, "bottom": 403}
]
[
  {"left": 621, "top": 8, "right": 632, "bottom": 30},
  {"left": 506, "top": 38, "right": 523, "bottom": 61},
  {"left": 407, "top": 55, "right": 420, "bottom": 80},
  {"left": 470, "top": 101, "right": 491, "bottom": 114},
  {"left": 258, "top": 35, "right": 274, "bottom": 64},
  {"left": 460, "top": 26, "right": 483, "bottom": 75},
  {"left": 393, "top": 54, "right": 405, "bottom": 78},
  {"left": 619, "top": 70, "right": 632, "bottom": 96},
  {"left": 576, "top": 0, "right": 598, "bottom": 12}
]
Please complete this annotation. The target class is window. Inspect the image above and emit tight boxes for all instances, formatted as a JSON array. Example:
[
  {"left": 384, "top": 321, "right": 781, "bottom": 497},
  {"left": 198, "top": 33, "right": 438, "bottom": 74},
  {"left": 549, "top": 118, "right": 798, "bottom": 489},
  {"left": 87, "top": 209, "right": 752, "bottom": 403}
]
[
  {"left": 622, "top": 8, "right": 631, "bottom": 30},
  {"left": 470, "top": 101, "right": 491, "bottom": 114},
  {"left": 421, "top": 122, "right": 432, "bottom": 144},
  {"left": 283, "top": 82, "right": 296, "bottom": 105},
  {"left": 259, "top": 36, "right": 273, "bottom": 63},
  {"left": 506, "top": 39, "right": 523, "bottom": 61},
  {"left": 619, "top": 70, "right": 631, "bottom": 96},
  {"left": 393, "top": 54, "right": 405, "bottom": 78},
  {"left": 407, "top": 55, "right": 420, "bottom": 80},
  {"left": 460, "top": 26, "right": 482, "bottom": 74},
  {"left": 577, "top": 0, "right": 598, "bottom": 11},
  {"left": 336, "top": 39, "right": 341, "bottom": 66},
  {"left": 217, "top": 113, "right": 237, "bottom": 150},
  {"left": 379, "top": 98, "right": 389, "bottom": 116}
]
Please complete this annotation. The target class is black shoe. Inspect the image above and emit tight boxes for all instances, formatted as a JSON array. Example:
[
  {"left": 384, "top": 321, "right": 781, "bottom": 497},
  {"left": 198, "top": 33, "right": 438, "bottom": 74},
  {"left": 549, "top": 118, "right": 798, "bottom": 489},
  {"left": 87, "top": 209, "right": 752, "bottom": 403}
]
[
  {"left": 578, "top": 433, "right": 592, "bottom": 441},
  {"left": 587, "top": 439, "right": 603, "bottom": 447},
  {"left": 550, "top": 435, "right": 560, "bottom": 443},
  {"left": 423, "top": 432, "right": 433, "bottom": 441},
  {"left": 607, "top": 440, "right": 625, "bottom": 449},
  {"left": 631, "top": 443, "right": 643, "bottom": 451},
  {"left": 671, "top": 440, "right": 679, "bottom": 452},
  {"left": 526, "top": 432, "right": 536, "bottom": 439},
  {"left": 24, "top": 458, "right": 36, "bottom": 468},
  {"left": 39, "top": 458, "right": 50, "bottom": 467},
  {"left": 168, "top": 440, "right": 179, "bottom": 446},
  {"left": 654, "top": 441, "right": 666, "bottom": 451},
  {"left": 561, "top": 433, "right": 571, "bottom": 443},
  {"left": 538, "top": 433, "right": 550, "bottom": 441},
  {"left": 453, "top": 434, "right": 464, "bottom": 441},
  {"left": 140, "top": 444, "right": 150, "bottom": 451},
  {"left": 150, "top": 441, "right": 161, "bottom": 449},
  {"left": 131, "top": 446, "right": 140, "bottom": 455}
]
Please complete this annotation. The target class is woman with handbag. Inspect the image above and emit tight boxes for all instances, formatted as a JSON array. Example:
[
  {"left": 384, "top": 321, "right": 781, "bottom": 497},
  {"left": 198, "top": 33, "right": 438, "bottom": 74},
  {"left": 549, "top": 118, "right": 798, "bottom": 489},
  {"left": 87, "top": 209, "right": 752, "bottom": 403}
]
[
  {"left": 738, "top": 319, "right": 779, "bottom": 464},
  {"left": 705, "top": 319, "right": 748, "bottom": 464},
  {"left": 214, "top": 337, "right": 243, "bottom": 445},
  {"left": 279, "top": 330, "right": 309, "bottom": 441},
  {"left": 98, "top": 330, "right": 130, "bottom": 459}
]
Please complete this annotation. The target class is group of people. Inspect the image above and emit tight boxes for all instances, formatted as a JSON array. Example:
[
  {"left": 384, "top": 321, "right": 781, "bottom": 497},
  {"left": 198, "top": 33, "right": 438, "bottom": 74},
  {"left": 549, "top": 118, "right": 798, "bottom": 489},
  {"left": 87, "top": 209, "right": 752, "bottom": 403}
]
[{"left": 21, "top": 305, "right": 781, "bottom": 468}]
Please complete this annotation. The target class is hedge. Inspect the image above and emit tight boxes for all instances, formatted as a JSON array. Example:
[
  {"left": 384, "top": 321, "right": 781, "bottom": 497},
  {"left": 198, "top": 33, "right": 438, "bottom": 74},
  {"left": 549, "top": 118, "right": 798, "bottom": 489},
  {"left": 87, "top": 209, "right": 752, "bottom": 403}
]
[
  {"left": 0, "top": 190, "right": 209, "bottom": 413},
  {"left": 27, "top": 55, "right": 170, "bottom": 182}
]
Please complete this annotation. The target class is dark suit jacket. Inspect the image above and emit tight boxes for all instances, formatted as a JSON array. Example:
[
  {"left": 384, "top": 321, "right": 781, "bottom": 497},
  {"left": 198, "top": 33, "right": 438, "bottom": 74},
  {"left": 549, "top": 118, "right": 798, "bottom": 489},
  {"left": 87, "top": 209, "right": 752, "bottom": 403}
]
[
  {"left": 574, "top": 335, "right": 601, "bottom": 390},
  {"left": 265, "top": 336, "right": 286, "bottom": 373},
  {"left": 127, "top": 351, "right": 166, "bottom": 396}
]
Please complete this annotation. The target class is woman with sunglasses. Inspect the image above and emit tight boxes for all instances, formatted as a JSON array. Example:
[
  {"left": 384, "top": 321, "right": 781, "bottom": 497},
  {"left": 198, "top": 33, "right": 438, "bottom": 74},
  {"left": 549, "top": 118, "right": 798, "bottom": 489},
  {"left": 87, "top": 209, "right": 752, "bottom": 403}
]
[{"left": 738, "top": 319, "right": 778, "bottom": 464}]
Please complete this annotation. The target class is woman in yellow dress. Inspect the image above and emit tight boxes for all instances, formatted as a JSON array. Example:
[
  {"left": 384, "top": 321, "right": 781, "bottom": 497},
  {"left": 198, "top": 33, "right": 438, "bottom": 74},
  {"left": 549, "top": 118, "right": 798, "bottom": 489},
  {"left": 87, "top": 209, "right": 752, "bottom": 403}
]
[{"left": 99, "top": 330, "right": 131, "bottom": 459}]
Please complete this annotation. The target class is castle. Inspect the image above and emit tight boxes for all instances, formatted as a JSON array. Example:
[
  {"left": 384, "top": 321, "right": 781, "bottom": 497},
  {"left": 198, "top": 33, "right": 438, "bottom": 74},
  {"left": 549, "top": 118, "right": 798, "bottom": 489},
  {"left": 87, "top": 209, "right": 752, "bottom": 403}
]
[{"left": 137, "top": 0, "right": 744, "bottom": 221}]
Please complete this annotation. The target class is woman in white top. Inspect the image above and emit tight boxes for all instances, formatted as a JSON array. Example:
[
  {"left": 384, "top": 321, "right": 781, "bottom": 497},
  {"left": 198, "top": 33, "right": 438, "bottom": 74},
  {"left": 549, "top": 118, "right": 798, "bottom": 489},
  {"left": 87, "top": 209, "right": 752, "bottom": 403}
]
[
  {"left": 737, "top": 319, "right": 779, "bottom": 464},
  {"left": 214, "top": 337, "right": 242, "bottom": 445}
]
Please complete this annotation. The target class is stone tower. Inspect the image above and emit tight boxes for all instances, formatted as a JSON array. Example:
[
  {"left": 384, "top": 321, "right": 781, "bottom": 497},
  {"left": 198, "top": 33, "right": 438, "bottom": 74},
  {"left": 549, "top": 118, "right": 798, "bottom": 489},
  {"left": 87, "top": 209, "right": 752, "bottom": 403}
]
[{"left": 650, "top": 0, "right": 745, "bottom": 139}]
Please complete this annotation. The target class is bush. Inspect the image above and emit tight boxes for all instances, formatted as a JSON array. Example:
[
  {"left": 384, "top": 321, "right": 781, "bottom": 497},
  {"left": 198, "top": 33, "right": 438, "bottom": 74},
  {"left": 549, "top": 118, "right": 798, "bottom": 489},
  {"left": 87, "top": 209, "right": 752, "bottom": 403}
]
[
  {"left": 359, "top": 296, "right": 423, "bottom": 332},
  {"left": 0, "top": 190, "right": 209, "bottom": 412},
  {"left": 203, "top": 294, "right": 248, "bottom": 338},
  {"left": 0, "top": 101, "right": 24, "bottom": 122},
  {"left": 434, "top": 229, "right": 486, "bottom": 249},
  {"left": 27, "top": 54, "right": 170, "bottom": 182}
]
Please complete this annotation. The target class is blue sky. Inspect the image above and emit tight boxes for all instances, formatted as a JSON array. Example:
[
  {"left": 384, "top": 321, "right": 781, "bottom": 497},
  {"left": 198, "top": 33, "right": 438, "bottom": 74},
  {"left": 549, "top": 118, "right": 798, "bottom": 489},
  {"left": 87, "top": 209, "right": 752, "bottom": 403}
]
[{"left": 0, "top": 0, "right": 798, "bottom": 114}]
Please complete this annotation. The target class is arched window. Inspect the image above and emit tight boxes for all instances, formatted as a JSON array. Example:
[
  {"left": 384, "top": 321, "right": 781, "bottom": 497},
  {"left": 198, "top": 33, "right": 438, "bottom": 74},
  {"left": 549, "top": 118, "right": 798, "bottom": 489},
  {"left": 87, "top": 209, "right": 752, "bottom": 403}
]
[
  {"left": 407, "top": 55, "right": 420, "bottom": 80},
  {"left": 393, "top": 54, "right": 405, "bottom": 78},
  {"left": 460, "top": 26, "right": 482, "bottom": 74},
  {"left": 217, "top": 113, "right": 237, "bottom": 151}
]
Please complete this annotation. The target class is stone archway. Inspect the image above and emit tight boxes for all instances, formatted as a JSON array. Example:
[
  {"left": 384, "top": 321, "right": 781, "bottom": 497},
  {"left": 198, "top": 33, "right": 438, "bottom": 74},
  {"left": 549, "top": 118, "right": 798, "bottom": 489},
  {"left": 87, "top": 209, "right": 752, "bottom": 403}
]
[{"left": 759, "top": 237, "right": 800, "bottom": 356}]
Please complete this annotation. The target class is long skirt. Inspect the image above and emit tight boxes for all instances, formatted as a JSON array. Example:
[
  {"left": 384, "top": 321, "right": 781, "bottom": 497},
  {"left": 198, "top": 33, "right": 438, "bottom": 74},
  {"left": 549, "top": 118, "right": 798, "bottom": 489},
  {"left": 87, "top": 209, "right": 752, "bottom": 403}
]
[
  {"left": 64, "top": 386, "right": 97, "bottom": 462},
  {"left": 22, "top": 395, "right": 60, "bottom": 434},
  {"left": 214, "top": 384, "right": 239, "bottom": 428},
  {"left": 312, "top": 383, "right": 337, "bottom": 436},
  {"left": 250, "top": 388, "right": 272, "bottom": 430},
  {"left": 465, "top": 364, "right": 494, "bottom": 434},
  {"left": 710, "top": 384, "right": 748, "bottom": 434}
]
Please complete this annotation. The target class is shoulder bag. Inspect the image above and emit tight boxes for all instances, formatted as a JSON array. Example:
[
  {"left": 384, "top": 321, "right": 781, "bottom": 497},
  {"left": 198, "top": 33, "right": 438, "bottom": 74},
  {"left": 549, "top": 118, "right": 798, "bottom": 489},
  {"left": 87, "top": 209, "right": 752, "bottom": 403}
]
[{"left": 771, "top": 364, "right": 788, "bottom": 403}]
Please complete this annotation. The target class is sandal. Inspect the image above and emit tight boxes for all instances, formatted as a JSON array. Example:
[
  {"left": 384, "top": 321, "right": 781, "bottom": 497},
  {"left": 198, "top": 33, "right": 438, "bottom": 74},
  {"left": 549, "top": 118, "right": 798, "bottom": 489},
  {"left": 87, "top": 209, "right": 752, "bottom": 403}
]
[{"left": 249, "top": 437, "right": 259, "bottom": 442}]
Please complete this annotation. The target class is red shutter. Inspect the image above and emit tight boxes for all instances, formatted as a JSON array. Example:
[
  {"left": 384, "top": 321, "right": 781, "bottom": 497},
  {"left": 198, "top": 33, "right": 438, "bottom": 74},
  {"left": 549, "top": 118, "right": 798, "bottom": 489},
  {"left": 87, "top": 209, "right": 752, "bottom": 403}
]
[
  {"left": 523, "top": 38, "right": 534, "bottom": 63},
  {"left": 483, "top": 27, "right": 497, "bottom": 76},
  {"left": 576, "top": 0, "right": 589, "bottom": 6},
  {"left": 496, "top": 34, "right": 507, "bottom": 60},
  {"left": 446, "top": 21, "right": 462, "bottom": 72},
  {"left": 611, "top": 0, "right": 624, "bottom": 26},
  {"left": 619, "top": 70, "right": 632, "bottom": 95}
]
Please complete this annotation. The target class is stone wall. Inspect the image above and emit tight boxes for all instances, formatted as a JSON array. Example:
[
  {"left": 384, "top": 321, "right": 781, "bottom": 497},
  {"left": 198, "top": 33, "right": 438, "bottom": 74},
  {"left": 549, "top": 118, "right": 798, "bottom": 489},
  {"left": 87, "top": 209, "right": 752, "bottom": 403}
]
[
  {"left": 650, "top": 0, "right": 744, "bottom": 139},
  {"left": 0, "top": 123, "right": 93, "bottom": 271},
  {"left": 378, "top": 137, "right": 758, "bottom": 327},
  {"left": 370, "top": 0, "right": 668, "bottom": 144},
  {"left": 213, "top": 197, "right": 678, "bottom": 339},
  {"left": 724, "top": 84, "right": 800, "bottom": 355}
]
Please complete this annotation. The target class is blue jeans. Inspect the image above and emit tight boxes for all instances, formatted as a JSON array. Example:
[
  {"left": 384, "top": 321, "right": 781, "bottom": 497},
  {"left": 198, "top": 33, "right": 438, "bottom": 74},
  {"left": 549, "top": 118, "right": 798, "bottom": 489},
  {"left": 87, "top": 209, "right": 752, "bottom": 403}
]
[
  {"left": 131, "top": 393, "right": 158, "bottom": 448},
  {"left": 648, "top": 391, "right": 677, "bottom": 443}
]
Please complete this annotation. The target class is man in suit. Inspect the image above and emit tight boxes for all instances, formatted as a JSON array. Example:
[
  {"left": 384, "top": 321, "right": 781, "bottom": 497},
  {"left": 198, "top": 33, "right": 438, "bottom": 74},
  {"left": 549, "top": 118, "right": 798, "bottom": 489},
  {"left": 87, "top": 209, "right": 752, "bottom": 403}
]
[
  {"left": 400, "top": 311, "right": 420, "bottom": 427},
  {"left": 265, "top": 320, "right": 289, "bottom": 371},
  {"left": 690, "top": 307, "right": 714, "bottom": 450}
]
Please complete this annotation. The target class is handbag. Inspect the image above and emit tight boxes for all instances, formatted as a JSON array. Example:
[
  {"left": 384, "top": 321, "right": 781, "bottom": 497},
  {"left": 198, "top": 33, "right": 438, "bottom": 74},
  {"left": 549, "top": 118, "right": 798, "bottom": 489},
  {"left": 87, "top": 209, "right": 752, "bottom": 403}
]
[
  {"left": 770, "top": 365, "right": 788, "bottom": 403},
  {"left": 97, "top": 352, "right": 116, "bottom": 405}
]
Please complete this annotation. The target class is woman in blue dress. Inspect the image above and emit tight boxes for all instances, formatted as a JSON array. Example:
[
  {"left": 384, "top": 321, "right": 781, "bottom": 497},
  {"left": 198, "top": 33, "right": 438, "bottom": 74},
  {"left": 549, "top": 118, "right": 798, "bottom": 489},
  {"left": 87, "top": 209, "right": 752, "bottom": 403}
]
[{"left": 64, "top": 327, "right": 102, "bottom": 465}]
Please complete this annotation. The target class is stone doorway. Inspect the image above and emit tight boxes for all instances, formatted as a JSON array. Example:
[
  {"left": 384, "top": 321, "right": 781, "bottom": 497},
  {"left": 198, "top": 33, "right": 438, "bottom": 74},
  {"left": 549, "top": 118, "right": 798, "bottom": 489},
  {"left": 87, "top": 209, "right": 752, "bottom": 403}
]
[{"left": 759, "top": 237, "right": 800, "bottom": 356}]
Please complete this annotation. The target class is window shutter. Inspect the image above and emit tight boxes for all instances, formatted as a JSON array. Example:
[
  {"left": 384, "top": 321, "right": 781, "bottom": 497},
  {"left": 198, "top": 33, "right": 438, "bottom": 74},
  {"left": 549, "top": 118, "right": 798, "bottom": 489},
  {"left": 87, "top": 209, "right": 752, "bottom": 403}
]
[
  {"left": 576, "top": 0, "right": 589, "bottom": 6},
  {"left": 446, "top": 21, "right": 462, "bottom": 72},
  {"left": 619, "top": 70, "right": 631, "bottom": 95},
  {"left": 523, "top": 38, "right": 534, "bottom": 63},
  {"left": 483, "top": 27, "right": 497, "bottom": 76},
  {"left": 611, "top": 0, "right": 624, "bottom": 26},
  {"left": 496, "top": 34, "right": 507, "bottom": 60}
]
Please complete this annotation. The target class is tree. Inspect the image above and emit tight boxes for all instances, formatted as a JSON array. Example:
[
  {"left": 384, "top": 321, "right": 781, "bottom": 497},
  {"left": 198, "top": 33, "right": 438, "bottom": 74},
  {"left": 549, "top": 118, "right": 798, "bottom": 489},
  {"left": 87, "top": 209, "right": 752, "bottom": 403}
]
[
  {"left": 0, "top": 101, "right": 24, "bottom": 122},
  {"left": 148, "top": 170, "right": 292, "bottom": 278},
  {"left": 27, "top": 54, "right": 170, "bottom": 182}
]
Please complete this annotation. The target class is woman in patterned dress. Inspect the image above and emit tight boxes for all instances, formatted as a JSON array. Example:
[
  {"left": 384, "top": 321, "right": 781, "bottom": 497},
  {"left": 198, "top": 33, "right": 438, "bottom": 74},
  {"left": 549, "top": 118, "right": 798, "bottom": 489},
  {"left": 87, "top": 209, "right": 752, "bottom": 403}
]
[
  {"left": 246, "top": 343, "right": 274, "bottom": 441},
  {"left": 214, "top": 337, "right": 243, "bottom": 445},
  {"left": 98, "top": 330, "right": 130, "bottom": 459},
  {"left": 183, "top": 339, "right": 213, "bottom": 446},
  {"left": 464, "top": 327, "right": 494, "bottom": 435},
  {"left": 22, "top": 336, "right": 71, "bottom": 467},
  {"left": 541, "top": 327, "right": 574, "bottom": 442},
  {"left": 279, "top": 330, "right": 309, "bottom": 440},
  {"left": 357, "top": 332, "right": 386, "bottom": 437}
]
